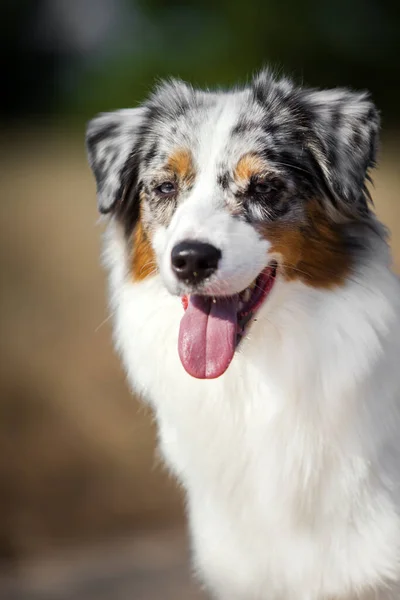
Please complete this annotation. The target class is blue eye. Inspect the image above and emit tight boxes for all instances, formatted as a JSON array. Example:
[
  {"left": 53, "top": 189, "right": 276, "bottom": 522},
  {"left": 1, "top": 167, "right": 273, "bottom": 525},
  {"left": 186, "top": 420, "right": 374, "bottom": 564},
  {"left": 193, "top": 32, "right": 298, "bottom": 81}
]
[{"left": 156, "top": 181, "right": 176, "bottom": 195}]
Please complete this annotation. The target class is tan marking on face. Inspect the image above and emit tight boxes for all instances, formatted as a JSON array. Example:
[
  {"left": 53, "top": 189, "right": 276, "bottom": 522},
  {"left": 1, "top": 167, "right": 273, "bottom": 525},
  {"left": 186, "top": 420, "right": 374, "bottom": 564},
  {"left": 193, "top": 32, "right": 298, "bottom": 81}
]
[
  {"left": 166, "top": 148, "right": 195, "bottom": 186},
  {"left": 234, "top": 153, "right": 269, "bottom": 184},
  {"left": 258, "top": 200, "right": 351, "bottom": 288},
  {"left": 131, "top": 205, "right": 157, "bottom": 281}
]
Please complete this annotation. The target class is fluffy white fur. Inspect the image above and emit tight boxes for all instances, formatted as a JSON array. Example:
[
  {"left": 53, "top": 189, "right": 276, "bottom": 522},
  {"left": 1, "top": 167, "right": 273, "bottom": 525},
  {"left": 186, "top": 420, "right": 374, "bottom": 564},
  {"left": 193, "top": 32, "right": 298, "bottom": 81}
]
[{"left": 104, "top": 218, "right": 400, "bottom": 600}]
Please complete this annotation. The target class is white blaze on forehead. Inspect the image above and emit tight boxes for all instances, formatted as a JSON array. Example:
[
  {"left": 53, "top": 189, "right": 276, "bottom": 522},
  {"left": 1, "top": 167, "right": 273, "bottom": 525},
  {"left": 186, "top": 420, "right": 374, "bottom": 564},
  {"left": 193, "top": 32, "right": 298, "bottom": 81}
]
[
  {"left": 164, "top": 96, "right": 243, "bottom": 242},
  {"left": 195, "top": 93, "right": 245, "bottom": 191},
  {"left": 162, "top": 94, "right": 246, "bottom": 241}
]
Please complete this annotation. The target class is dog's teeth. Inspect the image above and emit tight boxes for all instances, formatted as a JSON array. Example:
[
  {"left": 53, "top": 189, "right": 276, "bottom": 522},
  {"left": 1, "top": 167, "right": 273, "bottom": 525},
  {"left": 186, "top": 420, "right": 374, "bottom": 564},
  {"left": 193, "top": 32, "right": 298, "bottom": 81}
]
[{"left": 242, "top": 288, "right": 252, "bottom": 303}]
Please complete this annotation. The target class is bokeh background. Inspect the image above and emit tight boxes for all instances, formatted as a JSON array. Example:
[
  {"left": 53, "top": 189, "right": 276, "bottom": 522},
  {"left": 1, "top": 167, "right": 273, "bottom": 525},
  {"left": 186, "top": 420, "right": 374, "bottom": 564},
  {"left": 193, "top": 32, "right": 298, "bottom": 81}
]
[{"left": 1, "top": 1, "right": 399, "bottom": 598}]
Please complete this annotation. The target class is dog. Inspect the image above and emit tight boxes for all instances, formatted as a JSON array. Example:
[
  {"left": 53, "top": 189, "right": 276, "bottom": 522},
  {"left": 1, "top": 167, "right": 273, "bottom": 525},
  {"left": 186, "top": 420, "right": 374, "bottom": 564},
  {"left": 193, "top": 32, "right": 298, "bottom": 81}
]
[{"left": 86, "top": 69, "right": 400, "bottom": 599}]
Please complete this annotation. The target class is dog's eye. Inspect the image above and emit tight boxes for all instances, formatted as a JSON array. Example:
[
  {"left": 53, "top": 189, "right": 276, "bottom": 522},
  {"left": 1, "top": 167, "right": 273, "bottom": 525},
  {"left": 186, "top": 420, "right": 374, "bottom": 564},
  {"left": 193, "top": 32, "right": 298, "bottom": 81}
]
[
  {"left": 155, "top": 181, "right": 176, "bottom": 196},
  {"left": 253, "top": 181, "right": 276, "bottom": 195},
  {"left": 251, "top": 177, "right": 283, "bottom": 198}
]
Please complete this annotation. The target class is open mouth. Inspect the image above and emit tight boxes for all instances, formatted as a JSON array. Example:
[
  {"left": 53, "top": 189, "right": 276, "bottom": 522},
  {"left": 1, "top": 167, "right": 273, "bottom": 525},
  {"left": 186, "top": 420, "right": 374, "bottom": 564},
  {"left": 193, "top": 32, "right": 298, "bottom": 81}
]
[{"left": 178, "top": 262, "right": 277, "bottom": 379}]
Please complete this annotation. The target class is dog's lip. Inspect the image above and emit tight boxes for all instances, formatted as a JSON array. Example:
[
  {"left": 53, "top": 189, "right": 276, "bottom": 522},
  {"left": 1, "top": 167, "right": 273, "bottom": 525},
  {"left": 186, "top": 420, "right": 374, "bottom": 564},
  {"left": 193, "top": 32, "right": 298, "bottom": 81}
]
[
  {"left": 237, "top": 262, "right": 277, "bottom": 318},
  {"left": 181, "top": 261, "right": 277, "bottom": 340},
  {"left": 236, "top": 262, "right": 277, "bottom": 340}
]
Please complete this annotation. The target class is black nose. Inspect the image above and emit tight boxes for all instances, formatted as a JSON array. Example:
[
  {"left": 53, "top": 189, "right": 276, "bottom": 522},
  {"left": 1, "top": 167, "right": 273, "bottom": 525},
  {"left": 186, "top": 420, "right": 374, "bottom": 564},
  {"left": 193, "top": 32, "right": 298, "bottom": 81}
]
[{"left": 171, "top": 241, "right": 222, "bottom": 284}]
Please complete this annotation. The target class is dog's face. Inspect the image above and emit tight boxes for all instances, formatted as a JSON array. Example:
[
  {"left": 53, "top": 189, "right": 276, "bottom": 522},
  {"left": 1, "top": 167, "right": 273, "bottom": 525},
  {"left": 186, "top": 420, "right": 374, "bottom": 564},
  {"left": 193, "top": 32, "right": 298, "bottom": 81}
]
[{"left": 87, "top": 70, "right": 380, "bottom": 379}]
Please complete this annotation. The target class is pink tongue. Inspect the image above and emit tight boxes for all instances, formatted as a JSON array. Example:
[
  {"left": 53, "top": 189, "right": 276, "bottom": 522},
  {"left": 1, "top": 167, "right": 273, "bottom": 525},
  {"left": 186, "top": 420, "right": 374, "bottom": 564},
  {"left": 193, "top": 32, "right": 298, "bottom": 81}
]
[{"left": 178, "top": 295, "right": 238, "bottom": 379}]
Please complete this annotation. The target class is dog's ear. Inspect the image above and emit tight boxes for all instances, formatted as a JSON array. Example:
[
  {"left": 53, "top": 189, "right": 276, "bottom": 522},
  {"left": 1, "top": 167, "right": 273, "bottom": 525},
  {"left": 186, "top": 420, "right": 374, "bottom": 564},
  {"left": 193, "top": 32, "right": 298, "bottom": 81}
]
[
  {"left": 253, "top": 71, "right": 380, "bottom": 214},
  {"left": 303, "top": 88, "right": 380, "bottom": 213},
  {"left": 86, "top": 108, "right": 146, "bottom": 214}
]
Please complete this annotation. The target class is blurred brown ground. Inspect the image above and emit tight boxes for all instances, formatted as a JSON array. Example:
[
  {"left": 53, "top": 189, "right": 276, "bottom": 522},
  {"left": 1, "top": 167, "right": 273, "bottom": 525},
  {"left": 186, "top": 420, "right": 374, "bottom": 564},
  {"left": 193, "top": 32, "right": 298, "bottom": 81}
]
[{"left": 0, "top": 128, "right": 399, "bottom": 598}]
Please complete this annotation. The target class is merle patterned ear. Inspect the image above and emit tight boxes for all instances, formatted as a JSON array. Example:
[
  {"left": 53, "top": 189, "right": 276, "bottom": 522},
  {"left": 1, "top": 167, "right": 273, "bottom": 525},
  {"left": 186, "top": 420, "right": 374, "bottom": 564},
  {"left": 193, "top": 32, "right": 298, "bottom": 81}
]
[
  {"left": 86, "top": 108, "right": 146, "bottom": 214},
  {"left": 304, "top": 89, "right": 380, "bottom": 211}
]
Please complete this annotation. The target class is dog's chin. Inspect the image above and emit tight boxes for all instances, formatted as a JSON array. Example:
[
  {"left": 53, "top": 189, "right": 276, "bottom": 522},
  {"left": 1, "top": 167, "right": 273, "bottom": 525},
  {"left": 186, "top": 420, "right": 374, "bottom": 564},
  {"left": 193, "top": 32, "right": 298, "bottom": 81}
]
[{"left": 177, "top": 262, "right": 277, "bottom": 380}]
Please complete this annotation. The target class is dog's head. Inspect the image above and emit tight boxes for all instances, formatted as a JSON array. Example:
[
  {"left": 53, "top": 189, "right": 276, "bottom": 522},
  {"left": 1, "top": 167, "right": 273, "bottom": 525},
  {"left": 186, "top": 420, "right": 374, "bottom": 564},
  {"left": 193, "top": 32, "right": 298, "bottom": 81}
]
[{"left": 86, "top": 69, "right": 380, "bottom": 379}]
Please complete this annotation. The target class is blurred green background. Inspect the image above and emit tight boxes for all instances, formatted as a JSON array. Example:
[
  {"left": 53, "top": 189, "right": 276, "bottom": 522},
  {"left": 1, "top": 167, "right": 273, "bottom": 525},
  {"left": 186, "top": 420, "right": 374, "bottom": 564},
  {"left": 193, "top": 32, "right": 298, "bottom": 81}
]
[
  {"left": 3, "top": 0, "right": 400, "bottom": 122},
  {"left": 1, "top": 1, "right": 399, "bottom": 598}
]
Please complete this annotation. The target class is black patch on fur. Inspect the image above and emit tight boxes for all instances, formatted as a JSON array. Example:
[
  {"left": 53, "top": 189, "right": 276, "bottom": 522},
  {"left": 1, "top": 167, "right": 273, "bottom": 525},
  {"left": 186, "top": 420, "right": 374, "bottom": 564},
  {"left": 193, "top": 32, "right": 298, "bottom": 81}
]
[
  {"left": 304, "top": 149, "right": 343, "bottom": 210},
  {"left": 87, "top": 123, "right": 120, "bottom": 199},
  {"left": 352, "top": 129, "right": 362, "bottom": 150},
  {"left": 86, "top": 123, "right": 119, "bottom": 151},
  {"left": 146, "top": 81, "right": 193, "bottom": 124},
  {"left": 115, "top": 149, "right": 143, "bottom": 234},
  {"left": 145, "top": 103, "right": 165, "bottom": 124},
  {"left": 143, "top": 142, "right": 158, "bottom": 166},
  {"left": 261, "top": 147, "right": 278, "bottom": 163},
  {"left": 217, "top": 172, "right": 230, "bottom": 190},
  {"left": 113, "top": 109, "right": 161, "bottom": 232},
  {"left": 330, "top": 107, "right": 343, "bottom": 129},
  {"left": 262, "top": 120, "right": 280, "bottom": 137},
  {"left": 92, "top": 158, "right": 107, "bottom": 194},
  {"left": 232, "top": 121, "right": 250, "bottom": 136}
]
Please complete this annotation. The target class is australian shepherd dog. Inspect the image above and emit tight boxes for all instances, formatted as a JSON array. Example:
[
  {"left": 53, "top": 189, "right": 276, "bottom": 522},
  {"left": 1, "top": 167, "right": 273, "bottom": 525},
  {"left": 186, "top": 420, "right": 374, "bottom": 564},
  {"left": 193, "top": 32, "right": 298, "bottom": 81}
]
[{"left": 86, "top": 70, "right": 400, "bottom": 599}]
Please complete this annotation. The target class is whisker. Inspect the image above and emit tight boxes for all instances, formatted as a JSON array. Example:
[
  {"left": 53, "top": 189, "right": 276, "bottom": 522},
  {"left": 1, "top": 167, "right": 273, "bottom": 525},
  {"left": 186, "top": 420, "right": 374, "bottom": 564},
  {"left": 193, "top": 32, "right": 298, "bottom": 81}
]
[
  {"left": 273, "top": 161, "right": 313, "bottom": 176},
  {"left": 95, "top": 311, "right": 115, "bottom": 333},
  {"left": 137, "top": 266, "right": 159, "bottom": 279},
  {"left": 276, "top": 262, "right": 373, "bottom": 292},
  {"left": 139, "top": 260, "right": 158, "bottom": 276}
]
